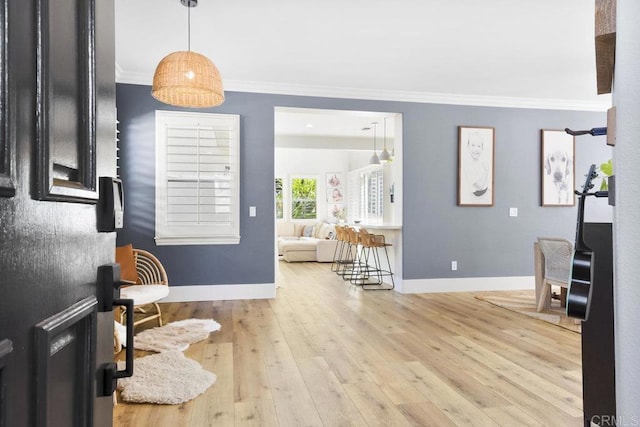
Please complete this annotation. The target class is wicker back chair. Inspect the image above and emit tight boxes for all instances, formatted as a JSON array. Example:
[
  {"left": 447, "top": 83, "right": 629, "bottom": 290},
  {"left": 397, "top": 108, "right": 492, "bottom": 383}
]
[
  {"left": 536, "top": 237, "right": 573, "bottom": 312},
  {"left": 119, "top": 248, "right": 170, "bottom": 329}
]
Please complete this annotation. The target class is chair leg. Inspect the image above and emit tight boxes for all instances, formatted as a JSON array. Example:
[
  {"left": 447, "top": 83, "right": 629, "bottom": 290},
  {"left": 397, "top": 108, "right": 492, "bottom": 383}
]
[
  {"left": 351, "top": 246, "right": 371, "bottom": 285},
  {"left": 341, "top": 243, "right": 356, "bottom": 280},
  {"left": 153, "top": 302, "right": 163, "bottom": 326},
  {"left": 362, "top": 245, "right": 394, "bottom": 291},
  {"left": 331, "top": 240, "right": 344, "bottom": 272},
  {"left": 335, "top": 240, "right": 349, "bottom": 275},
  {"left": 560, "top": 287, "right": 568, "bottom": 307},
  {"left": 536, "top": 284, "right": 551, "bottom": 312}
]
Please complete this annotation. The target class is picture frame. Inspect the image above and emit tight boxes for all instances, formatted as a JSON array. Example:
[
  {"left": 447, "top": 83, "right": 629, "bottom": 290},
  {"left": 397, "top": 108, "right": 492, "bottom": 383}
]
[
  {"left": 541, "top": 129, "right": 575, "bottom": 206},
  {"left": 327, "top": 187, "right": 343, "bottom": 203},
  {"left": 327, "top": 203, "right": 345, "bottom": 221},
  {"left": 326, "top": 172, "right": 344, "bottom": 215},
  {"left": 326, "top": 172, "right": 343, "bottom": 189},
  {"left": 458, "top": 126, "right": 495, "bottom": 206}
]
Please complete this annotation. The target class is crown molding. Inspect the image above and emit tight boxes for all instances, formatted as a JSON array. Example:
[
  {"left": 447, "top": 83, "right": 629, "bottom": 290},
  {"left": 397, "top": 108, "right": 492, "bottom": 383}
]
[{"left": 115, "top": 68, "right": 611, "bottom": 112}]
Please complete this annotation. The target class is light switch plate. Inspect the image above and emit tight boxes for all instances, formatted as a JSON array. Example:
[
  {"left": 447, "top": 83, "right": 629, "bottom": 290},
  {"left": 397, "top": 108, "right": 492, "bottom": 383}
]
[
  {"left": 509, "top": 207, "right": 518, "bottom": 217},
  {"left": 249, "top": 206, "right": 256, "bottom": 217}
]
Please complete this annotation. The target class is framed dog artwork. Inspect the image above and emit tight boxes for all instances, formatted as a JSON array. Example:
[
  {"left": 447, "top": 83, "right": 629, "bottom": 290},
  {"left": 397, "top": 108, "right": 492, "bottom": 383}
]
[
  {"left": 541, "top": 129, "right": 575, "bottom": 206},
  {"left": 458, "top": 126, "right": 495, "bottom": 206}
]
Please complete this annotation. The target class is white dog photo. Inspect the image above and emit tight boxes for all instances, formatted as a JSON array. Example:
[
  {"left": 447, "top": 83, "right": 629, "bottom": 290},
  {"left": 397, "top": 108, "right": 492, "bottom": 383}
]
[{"left": 541, "top": 130, "right": 575, "bottom": 206}]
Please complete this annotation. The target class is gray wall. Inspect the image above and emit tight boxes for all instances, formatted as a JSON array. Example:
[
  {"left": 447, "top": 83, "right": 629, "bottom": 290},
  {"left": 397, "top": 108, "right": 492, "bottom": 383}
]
[
  {"left": 116, "top": 83, "right": 610, "bottom": 285},
  {"left": 613, "top": 0, "right": 640, "bottom": 416}
]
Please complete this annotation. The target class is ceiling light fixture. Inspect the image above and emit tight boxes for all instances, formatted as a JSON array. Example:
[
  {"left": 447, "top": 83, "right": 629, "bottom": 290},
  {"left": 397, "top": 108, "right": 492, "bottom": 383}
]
[
  {"left": 151, "top": 0, "right": 224, "bottom": 108},
  {"left": 369, "top": 122, "right": 381, "bottom": 165},
  {"left": 379, "top": 117, "right": 391, "bottom": 162}
]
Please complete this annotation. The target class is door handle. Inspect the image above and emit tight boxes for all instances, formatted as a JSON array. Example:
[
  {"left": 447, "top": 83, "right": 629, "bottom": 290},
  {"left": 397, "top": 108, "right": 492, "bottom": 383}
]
[
  {"left": 96, "top": 263, "right": 135, "bottom": 396},
  {"left": 102, "top": 297, "right": 134, "bottom": 396}
]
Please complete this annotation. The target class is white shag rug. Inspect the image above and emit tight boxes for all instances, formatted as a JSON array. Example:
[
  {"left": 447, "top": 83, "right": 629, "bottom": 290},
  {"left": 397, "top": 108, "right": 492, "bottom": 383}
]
[
  {"left": 117, "top": 350, "right": 216, "bottom": 404},
  {"left": 133, "top": 318, "right": 221, "bottom": 352}
]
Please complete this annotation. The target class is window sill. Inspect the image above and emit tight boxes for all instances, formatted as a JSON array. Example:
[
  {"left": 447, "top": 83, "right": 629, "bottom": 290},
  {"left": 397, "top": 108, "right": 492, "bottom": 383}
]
[{"left": 154, "top": 235, "right": 241, "bottom": 246}]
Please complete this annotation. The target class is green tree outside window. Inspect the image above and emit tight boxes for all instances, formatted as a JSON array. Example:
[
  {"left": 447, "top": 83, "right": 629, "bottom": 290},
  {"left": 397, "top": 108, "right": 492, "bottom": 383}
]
[
  {"left": 275, "top": 178, "right": 283, "bottom": 219},
  {"left": 291, "top": 178, "right": 317, "bottom": 219}
]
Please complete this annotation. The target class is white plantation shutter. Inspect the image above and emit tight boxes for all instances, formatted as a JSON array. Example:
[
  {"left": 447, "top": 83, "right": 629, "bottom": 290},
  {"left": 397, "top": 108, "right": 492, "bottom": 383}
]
[
  {"left": 155, "top": 111, "right": 240, "bottom": 245},
  {"left": 367, "top": 169, "right": 383, "bottom": 221},
  {"left": 347, "top": 165, "right": 383, "bottom": 224},
  {"left": 347, "top": 170, "right": 360, "bottom": 222}
]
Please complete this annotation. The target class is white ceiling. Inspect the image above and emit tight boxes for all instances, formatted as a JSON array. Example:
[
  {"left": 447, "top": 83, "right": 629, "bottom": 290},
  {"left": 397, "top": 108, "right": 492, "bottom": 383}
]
[
  {"left": 115, "top": 0, "right": 611, "bottom": 144},
  {"left": 274, "top": 107, "right": 396, "bottom": 150}
]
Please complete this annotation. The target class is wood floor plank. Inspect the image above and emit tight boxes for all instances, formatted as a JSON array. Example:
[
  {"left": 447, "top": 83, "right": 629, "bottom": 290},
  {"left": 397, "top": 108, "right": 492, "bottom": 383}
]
[
  {"left": 397, "top": 401, "right": 458, "bottom": 427},
  {"left": 188, "top": 342, "right": 235, "bottom": 426},
  {"left": 233, "top": 306, "right": 272, "bottom": 402},
  {"left": 482, "top": 405, "right": 544, "bottom": 427},
  {"left": 234, "top": 400, "right": 279, "bottom": 427},
  {"left": 114, "top": 261, "right": 585, "bottom": 426},
  {"left": 445, "top": 335, "right": 583, "bottom": 417},
  {"left": 438, "top": 340, "right": 582, "bottom": 426},
  {"left": 264, "top": 357, "right": 324, "bottom": 427},
  {"left": 343, "top": 381, "right": 414, "bottom": 427},
  {"left": 386, "top": 332, "right": 513, "bottom": 409},
  {"left": 379, "top": 380, "right": 428, "bottom": 405},
  {"left": 296, "top": 356, "right": 369, "bottom": 426},
  {"left": 399, "top": 361, "right": 500, "bottom": 427}
]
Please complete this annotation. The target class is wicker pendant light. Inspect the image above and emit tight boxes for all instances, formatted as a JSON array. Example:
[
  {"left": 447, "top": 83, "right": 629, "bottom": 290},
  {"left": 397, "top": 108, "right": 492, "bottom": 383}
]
[{"left": 151, "top": 0, "right": 224, "bottom": 108}]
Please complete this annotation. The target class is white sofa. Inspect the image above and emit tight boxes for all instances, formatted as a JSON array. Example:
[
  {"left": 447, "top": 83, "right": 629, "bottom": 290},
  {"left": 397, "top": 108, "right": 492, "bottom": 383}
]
[{"left": 277, "top": 222, "right": 338, "bottom": 262}]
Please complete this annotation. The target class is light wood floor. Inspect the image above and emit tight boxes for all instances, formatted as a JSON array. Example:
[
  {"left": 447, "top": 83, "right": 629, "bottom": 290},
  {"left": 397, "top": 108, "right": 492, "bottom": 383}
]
[{"left": 114, "top": 261, "right": 583, "bottom": 426}]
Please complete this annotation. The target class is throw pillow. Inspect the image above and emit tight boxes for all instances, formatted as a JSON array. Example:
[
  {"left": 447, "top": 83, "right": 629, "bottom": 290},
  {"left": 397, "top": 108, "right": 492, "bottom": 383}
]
[
  {"left": 294, "top": 223, "right": 305, "bottom": 237},
  {"left": 115, "top": 244, "right": 139, "bottom": 284},
  {"left": 303, "top": 225, "right": 314, "bottom": 237},
  {"left": 313, "top": 222, "right": 323, "bottom": 238},
  {"left": 318, "top": 223, "right": 331, "bottom": 239}
]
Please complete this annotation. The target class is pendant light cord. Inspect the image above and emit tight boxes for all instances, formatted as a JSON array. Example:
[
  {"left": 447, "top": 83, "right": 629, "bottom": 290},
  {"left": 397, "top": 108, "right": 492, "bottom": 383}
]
[
  {"left": 373, "top": 122, "right": 377, "bottom": 151},
  {"left": 383, "top": 118, "right": 386, "bottom": 149},
  {"left": 188, "top": 3, "right": 191, "bottom": 51}
]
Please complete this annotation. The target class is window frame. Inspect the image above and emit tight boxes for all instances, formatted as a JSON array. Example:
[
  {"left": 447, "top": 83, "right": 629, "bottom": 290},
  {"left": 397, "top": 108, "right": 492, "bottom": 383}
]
[
  {"left": 275, "top": 177, "right": 284, "bottom": 219},
  {"left": 155, "top": 110, "right": 240, "bottom": 245},
  {"left": 290, "top": 175, "right": 318, "bottom": 220}
]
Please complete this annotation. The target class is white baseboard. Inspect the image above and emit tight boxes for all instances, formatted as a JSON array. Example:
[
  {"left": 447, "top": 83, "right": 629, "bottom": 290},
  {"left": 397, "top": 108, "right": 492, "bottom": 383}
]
[
  {"left": 159, "top": 277, "right": 532, "bottom": 301},
  {"left": 399, "top": 276, "right": 534, "bottom": 294},
  {"left": 160, "top": 283, "right": 276, "bottom": 302}
]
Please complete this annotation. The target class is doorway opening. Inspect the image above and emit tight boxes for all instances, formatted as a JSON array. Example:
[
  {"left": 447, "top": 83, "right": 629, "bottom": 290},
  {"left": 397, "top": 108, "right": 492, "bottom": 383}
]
[{"left": 274, "top": 107, "right": 403, "bottom": 286}]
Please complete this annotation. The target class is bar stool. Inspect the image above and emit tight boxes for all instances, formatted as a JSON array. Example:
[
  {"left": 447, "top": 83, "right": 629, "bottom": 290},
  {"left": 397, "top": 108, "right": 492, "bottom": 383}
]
[
  {"left": 331, "top": 225, "right": 348, "bottom": 273},
  {"left": 352, "top": 228, "right": 394, "bottom": 290},
  {"left": 339, "top": 227, "right": 362, "bottom": 281}
]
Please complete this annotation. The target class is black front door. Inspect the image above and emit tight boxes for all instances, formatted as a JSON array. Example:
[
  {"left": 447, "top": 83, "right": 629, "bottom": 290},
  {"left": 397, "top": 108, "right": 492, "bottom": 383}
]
[{"left": 0, "top": 0, "right": 115, "bottom": 425}]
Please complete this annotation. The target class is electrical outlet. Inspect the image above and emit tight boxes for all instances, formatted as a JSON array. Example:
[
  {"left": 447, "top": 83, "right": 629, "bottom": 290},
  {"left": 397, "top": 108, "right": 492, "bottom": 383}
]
[{"left": 451, "top": 261, "right": 458, "bottom": 271}]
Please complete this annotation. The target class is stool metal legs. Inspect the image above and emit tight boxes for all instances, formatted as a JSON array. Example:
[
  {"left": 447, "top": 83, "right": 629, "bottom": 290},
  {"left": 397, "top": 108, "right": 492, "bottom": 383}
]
[{"left": 332, "top": 227, "right": 394, "bottom": 291}]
